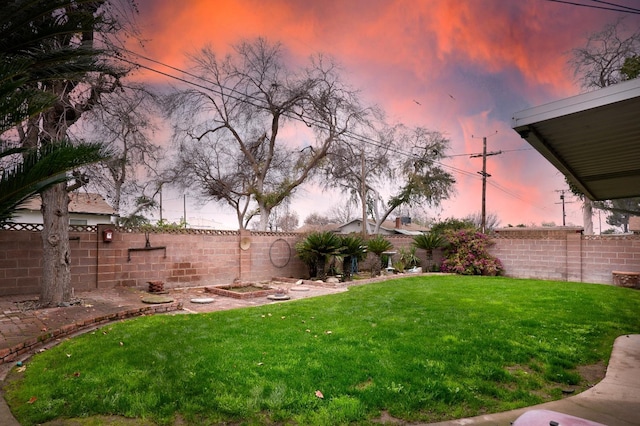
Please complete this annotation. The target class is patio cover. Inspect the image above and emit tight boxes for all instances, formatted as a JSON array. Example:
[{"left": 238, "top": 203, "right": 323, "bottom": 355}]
[{"left": 511, "top": 78, "right": 640, "bottom": 200}]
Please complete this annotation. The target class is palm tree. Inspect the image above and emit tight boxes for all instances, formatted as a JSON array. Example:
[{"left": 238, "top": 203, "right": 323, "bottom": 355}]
[
  {"left": 295, "top": 231, "right": 342, "bottom": 280},
  {"left": 0, "top": 142, "right": 107, "bottom": 223},
  {"left": 1, "top": 0, "right": 134, "bottom": 307},
  {"left": 413, "top": 232, "right": 447, "bottom": 271},
  {"left": 366, "top": 235, "right": 393, "bottom": 277},
  {"left": 338, "top": 235, "right": 367, "bottom": 281}
]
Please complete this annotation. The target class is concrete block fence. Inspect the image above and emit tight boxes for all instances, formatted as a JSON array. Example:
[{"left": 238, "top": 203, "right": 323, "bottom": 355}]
[{"left": 1, "top": 224, "right": 639, "bottom": 297}]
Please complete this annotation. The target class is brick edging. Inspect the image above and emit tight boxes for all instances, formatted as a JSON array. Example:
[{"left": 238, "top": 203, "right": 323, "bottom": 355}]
[{"left": 0, "top": 302, "right": 183, "bottom": 365}]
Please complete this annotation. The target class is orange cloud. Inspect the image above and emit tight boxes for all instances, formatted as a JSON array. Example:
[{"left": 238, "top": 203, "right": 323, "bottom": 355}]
[{"left": 126, "top": 0, "right": 635, "bottom": 227}]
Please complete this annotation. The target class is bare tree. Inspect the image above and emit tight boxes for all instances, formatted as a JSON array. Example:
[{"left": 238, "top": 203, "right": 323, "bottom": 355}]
[
  {"left": 324, "top": 124, "right": 455, "bottom": 235},
  {"left": 465, "top": 211, "right": 501, "bottom": 232},
  {"left": 568, "top": 18, "right": 640, "bottom": 235},
  {"left": 327, "top": 201, "right": 357, "bottom": 224},
  {"left": 569, "top": 18, "right": 640, "bottom": 90},
  {"left": 7, "top": 0, "right": 138, "bottom": 307},
  {"left": 275, "top": 210, "right": 299, "bottom": 232},
  {"left": 77, "top": 85, "right": 163, "bottom": 217},
  {"left": 165, "top": 38, "right": 366, "bottom": 230},
  {"left": 304, "top": 212, "right": 332, "bottom": 226}
]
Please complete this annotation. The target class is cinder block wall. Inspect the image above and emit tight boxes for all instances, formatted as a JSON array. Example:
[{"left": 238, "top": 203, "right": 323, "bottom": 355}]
[
  {"left": 491, "top": 227, "right": 640, "bottom": 283},
  {"left": 1, "top": 225, "right": 639, "bottom": 296},
  {"left": 0, "top": 225, "right": 307, "bottom": 296}
]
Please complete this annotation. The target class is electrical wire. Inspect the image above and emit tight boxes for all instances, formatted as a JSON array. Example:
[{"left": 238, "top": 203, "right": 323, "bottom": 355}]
[
  {"left": 113, "top": 48, "right": 550, "bottom": 211},
  {"left": 543, "top": 0, "right": 640, "bottom": 14}
]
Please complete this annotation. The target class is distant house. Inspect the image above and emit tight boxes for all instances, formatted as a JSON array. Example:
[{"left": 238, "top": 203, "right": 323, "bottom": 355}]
[
  {"left": 630, "top": 216, "right": 640, "bottom": 234},
  {"left": 12, "top": 193, "right": 117, "bottom": 226},
  {"left": 332, "top": 217, "right": 429, "bottom": 236}
]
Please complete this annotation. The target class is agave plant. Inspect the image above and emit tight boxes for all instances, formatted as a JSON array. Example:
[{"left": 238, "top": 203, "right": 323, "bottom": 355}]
[
  {"left": 338, "top": 234, "right": 367, "bottom": 281},
  {"left": 366, "top": 235, "right": 393, "bottom": 276},
  {"left": 412, "top": 232, "right": 447, "bottom": 271},
  {"left": 295, "top": 231, "right": 342, "bottom": 280}
]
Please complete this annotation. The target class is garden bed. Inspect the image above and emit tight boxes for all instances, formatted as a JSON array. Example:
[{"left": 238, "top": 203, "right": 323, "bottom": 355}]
[{"left": 204, "top": 282, "right": 281, "bottom": 299}]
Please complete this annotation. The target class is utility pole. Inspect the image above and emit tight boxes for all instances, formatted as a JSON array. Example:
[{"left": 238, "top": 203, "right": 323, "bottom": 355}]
[
  {"left": 554, "top": 190, "right": 574, "bottom": 226},
  {"left": 470, "top": 132, "right": 501, "bottom": 233},
  {"left": 361, "top": 149, "right": 367, "bottom": 239},
  {"left": 183, "top": 194, "right": 187, "bottom": 228}
]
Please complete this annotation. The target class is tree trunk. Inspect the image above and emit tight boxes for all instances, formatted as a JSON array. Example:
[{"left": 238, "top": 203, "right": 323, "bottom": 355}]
[
  {"left": 39, "top": 183, "right": 72, "bottom": 307},
  {"left": 583, "top": 199, "right": 594, "bottom": 235}
]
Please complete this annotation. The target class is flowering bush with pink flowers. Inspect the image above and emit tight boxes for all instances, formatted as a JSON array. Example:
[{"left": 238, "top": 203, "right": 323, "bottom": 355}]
[{"left": 440, "top": 229, "right": 504, "bottom": 276}]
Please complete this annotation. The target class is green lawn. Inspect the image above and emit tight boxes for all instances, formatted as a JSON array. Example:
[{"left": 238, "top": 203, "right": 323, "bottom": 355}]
[{"left": 6, "top": 276, "right": 640, "bottom": 425}]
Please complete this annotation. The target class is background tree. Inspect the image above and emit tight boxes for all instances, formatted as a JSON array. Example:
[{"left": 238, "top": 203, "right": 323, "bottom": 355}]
[
  {"left": 569, "top": 18, "right": 640, "bottom": 90},
  {"left": 622, "top": 55, "right": 640, "bottom": 79},
  {"left": 304, "top": 212, "right": 332, "bottom": 226},
  {"left": 255, "top": 201, "right": 298, "bottom": 231},
  {"left": 465, "top": 211, "right": 501, "bottom": 232},
  {"left": 600, "top": 198, "right": 640, "bottom": 233},
  {"left": 327, "top": 201, "right": 358, "bottom": 224},
  {"left": 77, "top": 86, "right": 163, "bottom": 217},
  {"left": 324, "top": 124, "right": 455, "bottom": 234},
  {"left": 568, "top": 18, "right": 640, "bottom": 235},
  {"left": 166, "top": 38, "right": 366, "bottom": 230},
  {"left": 2, "top": 0, "right": 138, "bottom": 307}
]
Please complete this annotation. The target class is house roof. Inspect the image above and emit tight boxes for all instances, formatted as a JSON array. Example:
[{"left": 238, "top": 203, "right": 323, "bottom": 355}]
[
  {"left": 511, "top": 78, "right": 640, "bottom": 201},
  {"left": 18, "top": 193, "right": 117, "bottom": 216},
  {"left": 330, "top": 218, "right": 428, "bottom": 235}
]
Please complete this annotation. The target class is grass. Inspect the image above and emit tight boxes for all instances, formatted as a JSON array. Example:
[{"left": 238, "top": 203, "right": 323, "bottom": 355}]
[{"left": 5, "top": 275, "right": 640, "bottom": 425}]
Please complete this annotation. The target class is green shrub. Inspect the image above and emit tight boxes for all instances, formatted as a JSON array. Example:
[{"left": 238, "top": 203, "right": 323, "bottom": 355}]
[
  {"left": 395, "top": 246, "right": 420, "bottom": 272},
  {"left": 440, "top": 229, "right": 503, "bottom": 276},
  {"left": 366, "top": 235, "right": 393, "bottom": 276},
  {"left": 413, "top": 232, "right": 447, "bottom": 271},
  {"left": 295, "top": 231, "right": 342, "bottom": 279},
  {"left": 338, "top": 234, "right": 367, "bottom": 281}
]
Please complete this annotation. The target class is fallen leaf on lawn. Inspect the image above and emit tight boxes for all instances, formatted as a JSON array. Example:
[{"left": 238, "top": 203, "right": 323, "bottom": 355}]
[
  {"left": 73, "top": 372, "right": 81, "bottom": 377},
  {"left": 325, "top": 330, "right": 332, "bottom": 334},
  {"left": 66, "top": 354, "right": 71, "bottom": 358},
  {"left": 119, "top": 341, "right": 124, "bottom": 346},
  {"left": 261, "top": 315, "right": 266, "bottom": 318},
  {"left": 315, "top": 390, "right": 324, "bottom": 399},
  {"left": 257, "top": 362, "right": 264, "bottom": 366},
  {"left": 281, "top": 316, "right": 286, "bottom": 319},
  {"left": 27, "top": 396, "right": 37, "bottom": 404},
  {"left": 306, "top": 329, "right": 311, "bottom": 333},
  {"left": 17, "top": 366, "right": 26, "bottom": 373},
  {"left": 268, "top": 313, "right": 272, "bottom": 317}
]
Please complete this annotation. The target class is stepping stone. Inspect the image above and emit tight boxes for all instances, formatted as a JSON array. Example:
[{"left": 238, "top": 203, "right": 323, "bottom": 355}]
[
  {"left": 190, "top": 297, "right": 215, "bottom": 304},
  {"left": 289, "top": 286, "right": 310, "bottom": 292},
  {"left": 267, "top": 294, "right": 291, "bottom": 300},
  {"left": 141, "top": 295, "right": 174, "bottom": 304}
]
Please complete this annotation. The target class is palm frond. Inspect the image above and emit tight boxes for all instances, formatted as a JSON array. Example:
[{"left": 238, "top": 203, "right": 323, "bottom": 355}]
[{"left": 0, "top": 141, "right": 109, "bottom": 223}]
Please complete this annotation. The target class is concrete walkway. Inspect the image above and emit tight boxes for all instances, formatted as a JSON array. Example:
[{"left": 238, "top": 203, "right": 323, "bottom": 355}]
[{"left": 0, "top": 285, "right": 639, "bottom": 425}]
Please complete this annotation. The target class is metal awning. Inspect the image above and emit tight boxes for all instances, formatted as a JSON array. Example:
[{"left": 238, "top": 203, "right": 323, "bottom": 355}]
[{"left": 512, "top": 78, "right": 640, "bottom": 200}]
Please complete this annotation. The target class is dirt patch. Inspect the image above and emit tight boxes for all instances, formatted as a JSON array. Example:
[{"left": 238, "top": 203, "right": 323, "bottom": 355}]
[{"left": 577, "top": 360, "right": 607, "bottom": 387}]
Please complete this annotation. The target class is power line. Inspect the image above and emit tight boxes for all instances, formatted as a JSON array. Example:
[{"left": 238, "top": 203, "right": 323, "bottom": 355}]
[
  {"left": 590, "top": 0, "right": 640, "bottom": 13},
  {"left": 113, "top": 49, "right": 551, "bottom": 214},
  {"left": 447, "top": 147, "right": 532, "bottom": 157},
  {"left": 543, "top": 0, "right": 640, "bottom": 14}
]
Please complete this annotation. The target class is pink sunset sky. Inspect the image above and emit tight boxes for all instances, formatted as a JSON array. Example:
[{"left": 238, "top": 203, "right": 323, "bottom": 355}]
[{"left": 127, "top": 0, "right": 640, "bottom": 230}]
